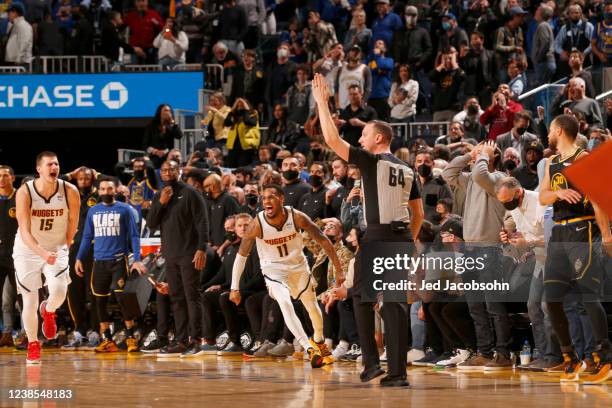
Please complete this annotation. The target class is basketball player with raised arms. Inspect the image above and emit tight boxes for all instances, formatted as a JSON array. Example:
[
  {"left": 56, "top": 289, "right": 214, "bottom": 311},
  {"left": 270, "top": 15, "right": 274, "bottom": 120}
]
[
  {"left": 229, "top": 184, "right": 343, "bottom": 368},
  {"left": 13, "top": 152, "right": 80, "bottom": 364}
]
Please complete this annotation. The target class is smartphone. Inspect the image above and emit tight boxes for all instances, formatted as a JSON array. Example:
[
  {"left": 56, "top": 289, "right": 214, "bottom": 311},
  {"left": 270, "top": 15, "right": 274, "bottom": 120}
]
[
  {"left": 146, "top": 274, "right": 158, "bottom": 286},
  {"left": 354, "top": 179, "right": 361, "bottom": 189}
]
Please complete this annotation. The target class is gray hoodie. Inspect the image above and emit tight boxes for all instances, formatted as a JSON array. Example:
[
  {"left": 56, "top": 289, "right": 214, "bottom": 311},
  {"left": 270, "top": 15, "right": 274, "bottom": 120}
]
[{"left": 441, "top": 153, "right": 507, "bottom": 243}]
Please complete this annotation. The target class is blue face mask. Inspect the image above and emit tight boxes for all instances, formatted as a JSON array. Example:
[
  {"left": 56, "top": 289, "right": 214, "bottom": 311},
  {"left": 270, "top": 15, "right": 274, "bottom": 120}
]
[
  {"left": 442, "top": 21, "right": 452, "bottom": 31},
  {"left": 588, "top": 138, "right": 601, "bottom": 151}
]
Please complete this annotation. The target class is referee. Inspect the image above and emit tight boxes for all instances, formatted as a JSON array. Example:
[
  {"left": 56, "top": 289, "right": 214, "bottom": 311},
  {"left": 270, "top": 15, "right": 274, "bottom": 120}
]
[{"left": 313, "top": 74, "right": 424, "bottom": 387}]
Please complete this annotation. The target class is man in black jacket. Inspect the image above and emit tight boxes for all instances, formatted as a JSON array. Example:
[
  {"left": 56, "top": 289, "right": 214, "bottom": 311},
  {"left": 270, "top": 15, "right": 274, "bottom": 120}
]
[
  {"left": 203, "top": 173, "right": 241, "bottom": 248},
  {"left": 298, "top": 162, "right": 329, "bottom": 221},
  {"left": 146, "top": 161, "right": 209, "bottom": 356},
  {"left": 100, "top": 11, "right": 134, "bottom": 63},
  {"left": 0, "top": 166, "right": 17, "bottom": 347},
  {"left": 281, "top": 157, "right": 311, "bottom": 208},
  {"left": 460, "top": 32, "right": 496, "bottom": 107}
]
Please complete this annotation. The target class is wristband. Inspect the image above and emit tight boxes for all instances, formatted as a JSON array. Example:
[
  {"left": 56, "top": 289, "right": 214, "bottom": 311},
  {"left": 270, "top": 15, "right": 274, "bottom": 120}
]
[{"left": 231, "top": 253, "right": 248, "bottom": 290}]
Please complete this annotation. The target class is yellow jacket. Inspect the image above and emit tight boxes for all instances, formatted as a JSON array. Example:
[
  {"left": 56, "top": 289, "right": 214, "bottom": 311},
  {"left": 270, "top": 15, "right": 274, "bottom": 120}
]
[{"left": 226, "top": 110, "right": 260, "bottom": 151}]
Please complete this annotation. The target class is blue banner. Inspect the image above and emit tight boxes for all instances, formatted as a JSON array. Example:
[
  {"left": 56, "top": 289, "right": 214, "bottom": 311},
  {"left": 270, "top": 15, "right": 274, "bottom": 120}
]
[{"left": 0, "top": 72, "right": 203, "bottom": 119}]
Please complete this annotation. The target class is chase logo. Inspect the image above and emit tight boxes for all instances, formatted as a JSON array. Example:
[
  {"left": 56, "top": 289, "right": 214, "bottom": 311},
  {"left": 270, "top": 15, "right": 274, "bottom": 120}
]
[{"left": 101, "top": 82, "right": 128, "bottom": 110}]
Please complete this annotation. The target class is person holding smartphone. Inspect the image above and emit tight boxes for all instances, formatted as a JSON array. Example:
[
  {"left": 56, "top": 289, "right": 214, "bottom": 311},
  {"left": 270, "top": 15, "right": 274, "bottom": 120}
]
[{"left": 153, "top": 17, "right": 189, "bottom": 69}]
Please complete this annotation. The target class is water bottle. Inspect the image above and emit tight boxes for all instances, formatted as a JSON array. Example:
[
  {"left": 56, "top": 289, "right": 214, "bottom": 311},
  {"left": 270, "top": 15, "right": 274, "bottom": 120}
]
[{"left": 520, "top": 340, "right": 531, "bottom": 366}]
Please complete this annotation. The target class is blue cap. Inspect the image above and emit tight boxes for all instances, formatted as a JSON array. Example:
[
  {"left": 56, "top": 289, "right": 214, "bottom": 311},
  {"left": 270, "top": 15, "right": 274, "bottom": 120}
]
[
  {"left": 509, "top": 6, "right": 528, "bottom": 16},
  {"left": 443, "top": 12, "right": 457, "bottom": 20},
  {"left": 8, "top": 2, "right": 25, "bottom": 15}
]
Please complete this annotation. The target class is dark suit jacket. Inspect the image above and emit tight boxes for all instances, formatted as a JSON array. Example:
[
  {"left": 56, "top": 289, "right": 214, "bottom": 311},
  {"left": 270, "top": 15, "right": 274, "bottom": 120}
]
[{"left": 495, "top": 131, "right": 539, "bottom": 164}]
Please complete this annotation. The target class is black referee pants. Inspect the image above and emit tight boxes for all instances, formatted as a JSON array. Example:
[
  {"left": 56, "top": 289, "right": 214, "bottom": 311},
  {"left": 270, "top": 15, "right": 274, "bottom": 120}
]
[{"left": 166, "top": 256, "right": 202, "bottom": 345}]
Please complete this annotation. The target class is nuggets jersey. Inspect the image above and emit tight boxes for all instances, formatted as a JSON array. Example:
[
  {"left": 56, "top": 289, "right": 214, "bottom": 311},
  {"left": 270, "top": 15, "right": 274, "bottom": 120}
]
[
  {"left": 549, "top": 148, "right": 594, "bottom": 222},
  {"left": 15, "top": 180, "right": 70, "bottom": 252},
  {"left": 256, "top": 207, "right": 307, "bottom": 270}
]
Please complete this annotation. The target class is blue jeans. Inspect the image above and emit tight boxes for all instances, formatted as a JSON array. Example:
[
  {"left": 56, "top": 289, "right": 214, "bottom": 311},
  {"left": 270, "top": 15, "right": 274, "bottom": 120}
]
[{"left": 410, "top": 302, "right": 425, "bottom": 350}]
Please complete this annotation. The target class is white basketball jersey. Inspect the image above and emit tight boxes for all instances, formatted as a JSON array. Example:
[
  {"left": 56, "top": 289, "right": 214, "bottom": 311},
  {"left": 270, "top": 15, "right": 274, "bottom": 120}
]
[
  {"left": 15, "top": 179, "right": 70, "bottom": 252},
  {"left": 256, "top": 207, "right": 307, "bottom": 270}
]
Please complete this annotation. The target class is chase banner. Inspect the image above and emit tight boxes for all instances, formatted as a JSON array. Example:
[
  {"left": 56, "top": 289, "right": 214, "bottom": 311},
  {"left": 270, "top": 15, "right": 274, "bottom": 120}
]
[{"left": 0, "top": 72, "right": 203, "bottom": 119}]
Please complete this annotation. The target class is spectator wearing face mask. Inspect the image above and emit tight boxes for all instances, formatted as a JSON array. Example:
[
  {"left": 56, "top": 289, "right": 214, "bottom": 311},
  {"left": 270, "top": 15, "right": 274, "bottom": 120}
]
[
  {"left": 297, "top": 162, "right": 329, "bottom": 221},
  {"left": 414, "top": 149, "right": 453, "bottom": 223},
  {"left": 453, "top": 97, "right": 487, "bottom": 142},
  {"left": 587, "top": 127, "right": 612, "bottom": 152},
  {"left": 202, "top": 174, "right": 241, "bottom": 248},
  {"left": 511, "top": 141, "right": 543, "bottom": 191},
  {"left": 280, "top": 157, "right": 311, "bottom": 207},
  {"left": 392, "top": 6, "right": 432, "bottom": 87},
  {"left": 241, "top": 182, "right": 261, "bottom": 216},
  {"left": 495, "top": 111, "right": 538, "bottom": 165},
  {"left": 438, "top": 12, "right": 468, "bottom": 54},
  {"left": 225, "top": 98, "right": 261, "bottom": 168},
  {"left": 591, "top": 1, "right": 612, "bottom": 67},
  {"left": 501, "top": 146, "right": 521, "bottom": 174},
  {"left": 126, "top": 157, "right": 158, "bottom": 223},
  {"left": 306, "top": 138, "right": 334, "bottom": 169},
  {"left": 281, "top": 157, "right": 310, "bottom": 208}
]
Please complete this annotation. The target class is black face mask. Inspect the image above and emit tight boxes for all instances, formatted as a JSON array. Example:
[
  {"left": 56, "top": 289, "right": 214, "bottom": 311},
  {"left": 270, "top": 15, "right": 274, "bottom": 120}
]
[
  {"left": 310, "top": 175, "right": 324, "bottom": 188},
  {"left": 163, "top": 179, "right": 179, "bottom": 189},
  {"left": 417, "top": 164, "right": 432, "bottom": 178},
  {"left": 503, "top": 159, "right": 518, "bottom": 172},
  {"left": 311, "top": 148, "right": 322, "bottom": 158},
  {"left": 81, "top": 186, "right": 92, "bottom": 196},
  {"left": 346, "top": 177, "right": 355, "bottom": 190},
  {"left": 100, "top": 194, "right": 114, "bottom": 204},
  {"left": 503, "top": 196, "right": 520, "bottom": 211},
  {"left": 236, "top": 180, "right": 245, "bottom": 188},
  {"left": 515, "top": 127, "right": 527, "bottom": 135},
  {"left": 431, "top": 212, "right": 443, "bottom": 223},
  {"left": 225, "top": 231, "right": 237, "bottom": 242},
  {"left": 246, "top": 194, "right": 258, "bottom": 206},
  {"left": 115, "top": 193, "right": 127, "bottom": 203},
  {"left": 283, "top": 169, "right": 299, "bottom": 181},
  {"left": 467, "top": 104, "right": 479, "bottom": 115},
  {"left": 203, "top": 191, "right": 212, "bottom": 200},
  {"left": 338, "top": 175, "right": 348, "bottom": 187},
  {"left": 134, "top": 170, "right": 145, "bottom": 181}
]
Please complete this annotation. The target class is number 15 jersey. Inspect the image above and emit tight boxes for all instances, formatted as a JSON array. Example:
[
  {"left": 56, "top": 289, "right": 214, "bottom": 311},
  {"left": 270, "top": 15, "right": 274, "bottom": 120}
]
[
  {"left": 256, "top": 207, "right": 308, "bottom": 271},
  {"left": 15, "top": 179, "right": 70, "bottom": 252}
]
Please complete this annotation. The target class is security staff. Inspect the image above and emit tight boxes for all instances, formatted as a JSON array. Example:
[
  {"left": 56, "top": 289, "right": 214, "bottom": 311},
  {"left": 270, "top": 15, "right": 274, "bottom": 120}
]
[
  {"left": 203, "top": 173, "right": 241, "bottom": 247},
  {"left": 313, "top": 74, "right": 424, "bottom": 387},
  {"left": 297, "top": 162, "right": 329, "bottom": 221},
  {"left": 147, "top": 160, "right": 209, "bottom": 356},
  {"left": 281, "top": 157, "right": 311, "bottom": 207},
  {"left": 0, "top": 165, "right": 18, "bottom": 347}
]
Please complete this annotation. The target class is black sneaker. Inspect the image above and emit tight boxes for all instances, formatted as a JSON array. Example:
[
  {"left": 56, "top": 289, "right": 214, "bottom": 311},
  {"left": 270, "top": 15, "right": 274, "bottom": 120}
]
[
  {"left": 141, "top": 338, "right": 168, "bottom": 354},
  {"left": 412, "top": 349, "right": 439, "bottom": 367},
  {"left": 180, "top": 342, "right": 204, "bottom": 358},
  {"left": 157, "top": 342, "right": 187, "bottom": 358}
]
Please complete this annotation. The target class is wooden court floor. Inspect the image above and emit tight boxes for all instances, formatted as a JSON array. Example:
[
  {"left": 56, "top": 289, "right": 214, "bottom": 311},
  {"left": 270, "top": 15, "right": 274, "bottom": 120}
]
[{"left": 1, "top": 348, "right": 612, "bottom": 408}]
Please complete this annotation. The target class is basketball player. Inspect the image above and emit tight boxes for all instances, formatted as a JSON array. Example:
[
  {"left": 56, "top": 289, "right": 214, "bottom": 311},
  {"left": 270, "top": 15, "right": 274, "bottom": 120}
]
[
  {"left": 539, "top": 115, "right": 612, "bottom": 384},
  {"left": 13, "top": 152, "right": 80, "bottom": 364},
  {"left": 229, "top": 185, "right": 344, "bottom": 368}
]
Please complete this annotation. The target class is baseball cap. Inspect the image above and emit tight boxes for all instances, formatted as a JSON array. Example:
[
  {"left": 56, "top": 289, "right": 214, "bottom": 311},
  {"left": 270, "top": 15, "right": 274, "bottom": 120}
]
[
  {"left": 440, "top": 218, "right": 463, "bottom": 240},
  {"left": 375, "top": 0, "right": 390, "bottom": 4},
  {"left": 349, "top": 44, "right": 362, "bottom": 53},
  {"left": 525, "top": 141, "right": 544, "bottom": 155},
  {"left": 442, "top": 12, "right": 457, "bottom": 20},
  {"left": 509, "top": 6, "right": 528, "bottom": 16},
  {"left": 405, "top": 5, "right": 418, "bottom": 15},
  {"left": 7, "top": 3, "right": 25, "bottom": 14}
]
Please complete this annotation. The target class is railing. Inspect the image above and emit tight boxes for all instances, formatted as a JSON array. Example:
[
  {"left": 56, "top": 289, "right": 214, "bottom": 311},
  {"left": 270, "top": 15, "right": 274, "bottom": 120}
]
[
  {"left": 203, "top": 64, "right": 224, "bottom": 91},
  {"left": 595, "top": 89, "right": 612, "bottom": 101},
  {"left": 518, "top": 83, "right": 565, "bottom": 126},
  {"left": 0, "top": 66, "right": 26, "bottom": 73},
  {"left": 36, "top": 55, "right": 108, "bottom": 73},
  {"left": 409, "top": 122, "right": 450, "bottom": 145},
  {"left": 173, "top": 64, "right": 202, "bottom": 71},
  {"left": 174, "top": 108, "right": 207, "bottom": 159},
  {"left": 117, "top": 148, "right": 147, "bottom": 163},
  {"left": 123, "top": 64, "right": 163, "bottom": 72}
]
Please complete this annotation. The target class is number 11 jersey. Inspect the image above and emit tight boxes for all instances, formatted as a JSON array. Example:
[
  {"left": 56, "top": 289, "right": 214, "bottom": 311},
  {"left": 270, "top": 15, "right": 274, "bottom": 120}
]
[{"left": 256, "top": 207, "right": 308, "bottom": 271}]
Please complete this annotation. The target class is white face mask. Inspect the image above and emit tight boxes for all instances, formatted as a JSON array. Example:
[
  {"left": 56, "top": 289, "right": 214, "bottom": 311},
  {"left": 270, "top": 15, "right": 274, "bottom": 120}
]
[
  {"left": 405, "top": 15, "right": 417, "bottom": 26},
  {"left": 277, "top": 49, "right": 289, "bottom": 59}
]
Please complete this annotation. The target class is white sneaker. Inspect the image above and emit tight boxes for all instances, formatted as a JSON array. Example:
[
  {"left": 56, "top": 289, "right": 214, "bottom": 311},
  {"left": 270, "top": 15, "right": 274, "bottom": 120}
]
[
  {"left": 436, "top": 349, "right": 471, "bottom": 368},
  {"left": 380, "top": 347, "right": 387, "bottom": 362},
  {"left": 332, "top": 342, "right": 350, "bottom": 360},
  {"left": 407, "top": 348, "right": 425, "bottom": 364}
]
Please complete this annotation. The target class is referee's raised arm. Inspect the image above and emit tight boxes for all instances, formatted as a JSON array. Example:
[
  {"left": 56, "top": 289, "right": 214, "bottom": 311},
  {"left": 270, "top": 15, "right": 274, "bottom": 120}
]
[{"left": 312, "top": 74, "right": 350, "bottom": 161}]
